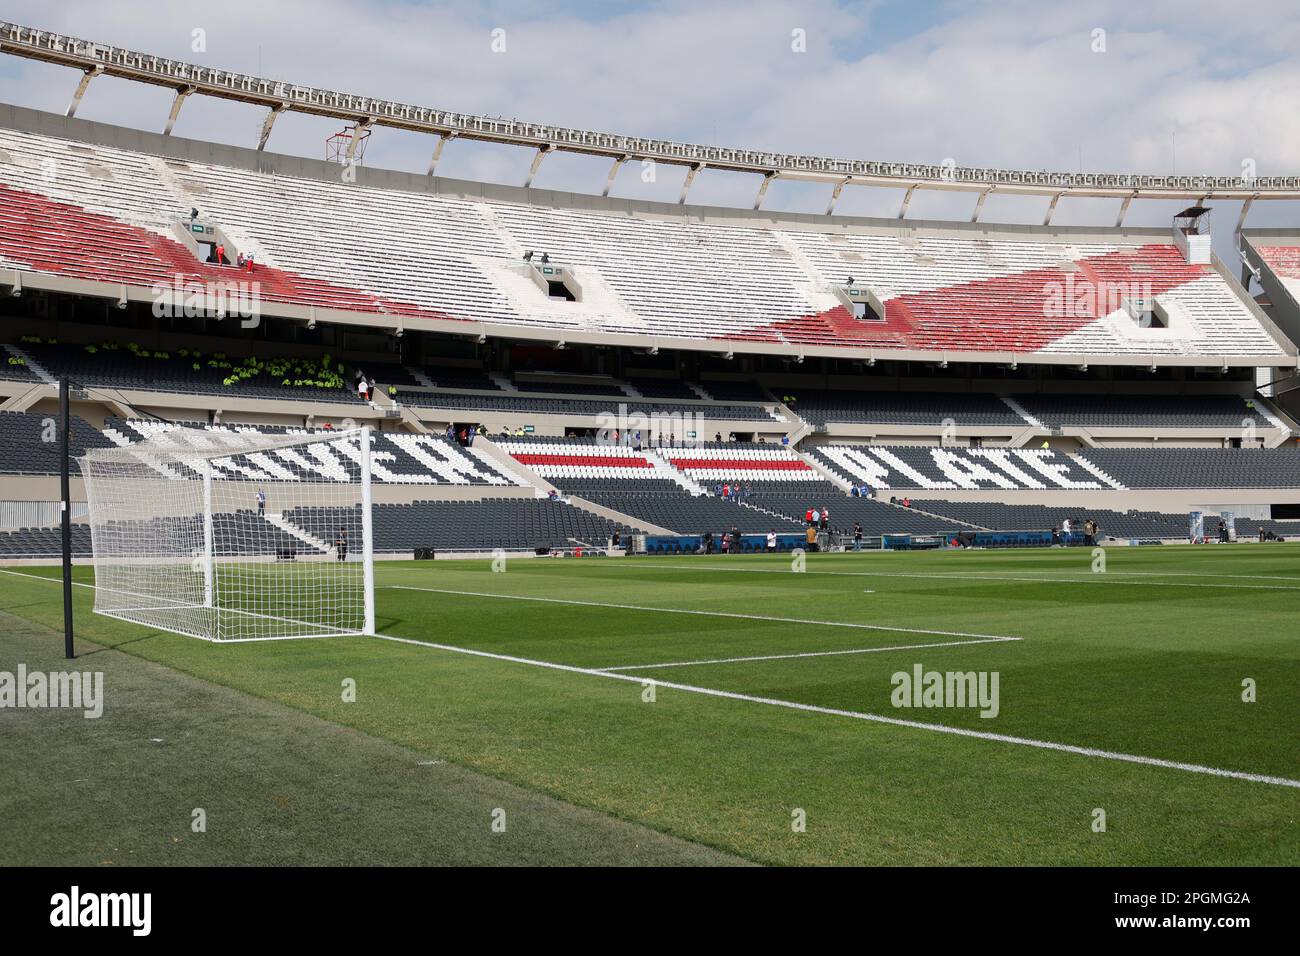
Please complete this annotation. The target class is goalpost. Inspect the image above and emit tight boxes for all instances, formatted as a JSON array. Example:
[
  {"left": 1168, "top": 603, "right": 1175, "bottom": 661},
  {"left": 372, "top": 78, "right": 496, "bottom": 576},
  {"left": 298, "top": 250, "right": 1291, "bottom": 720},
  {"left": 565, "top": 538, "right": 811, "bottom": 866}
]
[{"left": 78, "top": 426, "right": 375, "bottom": 642}]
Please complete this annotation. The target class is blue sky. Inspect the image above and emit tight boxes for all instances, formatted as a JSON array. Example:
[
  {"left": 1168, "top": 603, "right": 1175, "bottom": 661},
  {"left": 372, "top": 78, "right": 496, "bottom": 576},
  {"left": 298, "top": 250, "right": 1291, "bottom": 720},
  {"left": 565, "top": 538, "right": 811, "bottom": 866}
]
[{"left": 2, "top": 0, "right": 1300, "bottom": 251}]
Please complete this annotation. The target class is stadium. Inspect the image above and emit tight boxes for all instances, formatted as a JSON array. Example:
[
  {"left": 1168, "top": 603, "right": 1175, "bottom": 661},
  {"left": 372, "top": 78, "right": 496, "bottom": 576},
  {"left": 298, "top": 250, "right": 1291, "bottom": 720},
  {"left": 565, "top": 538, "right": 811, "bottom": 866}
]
[{"left": 1, "top": 4, "right": 1299, "bottom": 892}]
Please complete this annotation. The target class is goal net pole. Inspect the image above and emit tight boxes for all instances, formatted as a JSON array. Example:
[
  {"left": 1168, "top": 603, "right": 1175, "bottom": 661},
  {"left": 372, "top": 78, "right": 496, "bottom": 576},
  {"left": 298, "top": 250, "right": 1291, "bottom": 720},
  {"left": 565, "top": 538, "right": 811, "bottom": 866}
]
[
  {"left": 201, "top": 458, "right": 215, "bottom": 610},
  {"left": 361, "top": 425, "right": 375, "bottom": 636}
]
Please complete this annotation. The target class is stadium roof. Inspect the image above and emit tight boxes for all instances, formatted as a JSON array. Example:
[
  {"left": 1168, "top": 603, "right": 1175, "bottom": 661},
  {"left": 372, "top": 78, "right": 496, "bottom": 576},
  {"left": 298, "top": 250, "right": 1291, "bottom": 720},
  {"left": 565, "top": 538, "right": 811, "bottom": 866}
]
[{"left": 3, "top": 19, "right": 1298, "bottom": 224}]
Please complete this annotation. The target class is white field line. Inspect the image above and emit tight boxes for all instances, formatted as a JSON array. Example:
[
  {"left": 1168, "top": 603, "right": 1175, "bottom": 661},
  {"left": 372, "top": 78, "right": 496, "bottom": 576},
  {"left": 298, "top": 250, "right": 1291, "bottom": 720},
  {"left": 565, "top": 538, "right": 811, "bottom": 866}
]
[
  {"left": 511, "top": 562, "right": 1300, "bottom": 591},
  {"left": 597, "top": 636, "right": 1021, "bottom": 672},
  {"left": 9, "top": 567, "right": 1299, "bottom": 790},
  {"left": 369, "top": 630, "right": 1300, "bottom": 790},
  {"left": 383, "top": 584, "right": 1023, "bottom": 642}
]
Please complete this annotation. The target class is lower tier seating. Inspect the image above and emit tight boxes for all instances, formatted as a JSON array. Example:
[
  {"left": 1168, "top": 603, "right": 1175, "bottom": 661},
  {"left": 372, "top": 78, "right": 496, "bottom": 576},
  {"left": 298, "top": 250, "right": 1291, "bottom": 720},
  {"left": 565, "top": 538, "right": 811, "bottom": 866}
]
[
  {"left": 286, "top": 499, "right": 638, "bottom": 552},
  {"left": 908, "top": 500, "right": 1189, "bottom": 538}
]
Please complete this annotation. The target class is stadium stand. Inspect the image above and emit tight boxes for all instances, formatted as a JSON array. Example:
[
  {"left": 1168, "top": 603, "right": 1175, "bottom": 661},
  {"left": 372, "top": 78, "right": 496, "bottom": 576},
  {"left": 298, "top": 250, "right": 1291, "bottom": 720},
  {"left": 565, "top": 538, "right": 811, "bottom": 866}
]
[
  {"left": 496, "top": 437, "right": 701, "bottom": 492},
  {"left": 907, "top": 500, "right": 1189, "bottom": 539},
  {"left": 1013, "top": 393, "right": 1267, "bottom": 429},
  {"left": 0, "top": 123, "right": 1286, "bottom": 359},
  {"left": 402, "top": 390, "right": 779, "bottom": 422},
  {"left": 1075, "top": 447, "right": 1300, "bottom": 489},
  {"left": 806, "top": 444, "right": 1118, "bottom": 490},
  {"left": 626, "top": 377, "right": 700, "bottom": 400},
  {"left": 576, "top": 491, "right": 802, "bottom": 536},
  {"left": 286, "top": 499, "right": 636, "bottom": 553},
  {"left": 0, "top": 523, "right": 92, "bottom": 557},
  {"left": 790, "top": 390, "right": 1025, "bottom": 427},
  {"left": 9, "top": 341, "right": 364, "bottom": 404},
  {"left": 99, "top": 419, "right": 525, "bottom": 486},
  {"left": 0, "top": 410, "right": 111, "bottom": 472}
]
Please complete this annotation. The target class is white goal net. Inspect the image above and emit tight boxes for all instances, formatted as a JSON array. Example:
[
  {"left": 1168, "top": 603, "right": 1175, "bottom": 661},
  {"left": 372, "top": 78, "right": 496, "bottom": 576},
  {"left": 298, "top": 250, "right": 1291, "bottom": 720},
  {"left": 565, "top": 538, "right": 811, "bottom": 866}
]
[{"left": 78, "top": 426, "right": 375, "bottom": 642}]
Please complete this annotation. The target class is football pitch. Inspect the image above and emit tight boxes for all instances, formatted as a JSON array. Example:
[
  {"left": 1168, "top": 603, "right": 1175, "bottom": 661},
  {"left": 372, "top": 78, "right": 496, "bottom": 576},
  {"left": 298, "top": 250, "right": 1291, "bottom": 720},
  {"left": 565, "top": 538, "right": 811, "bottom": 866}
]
[{"left": 2, "top": 543, "right": 1299, "bottom": 866}]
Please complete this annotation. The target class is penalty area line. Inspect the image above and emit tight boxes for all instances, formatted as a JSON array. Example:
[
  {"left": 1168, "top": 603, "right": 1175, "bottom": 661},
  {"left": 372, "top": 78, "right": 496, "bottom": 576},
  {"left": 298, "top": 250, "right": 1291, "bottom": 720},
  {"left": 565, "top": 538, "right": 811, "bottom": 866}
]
[
  {"left": 369, "top": 630, "right": 1300, "bottom": 791},
  {"left": 383, "top": 584, "right": 1023, "bottom": 642},
  {"left": 597, "top": 635, "right": 1021, "bottom": 672}
]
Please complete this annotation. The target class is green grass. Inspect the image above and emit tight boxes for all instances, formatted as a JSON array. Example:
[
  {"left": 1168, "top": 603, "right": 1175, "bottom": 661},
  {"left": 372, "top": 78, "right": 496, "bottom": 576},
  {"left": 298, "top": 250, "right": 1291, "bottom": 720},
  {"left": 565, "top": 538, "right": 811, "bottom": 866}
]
[{"left": 2, "top": 542, "right": 1299, "bottom": 865}]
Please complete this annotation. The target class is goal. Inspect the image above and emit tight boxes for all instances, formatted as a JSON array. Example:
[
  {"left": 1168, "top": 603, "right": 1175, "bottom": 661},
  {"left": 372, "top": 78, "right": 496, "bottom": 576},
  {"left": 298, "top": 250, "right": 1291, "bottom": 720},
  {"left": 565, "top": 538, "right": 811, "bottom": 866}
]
[{"left": 78, "top": 425, "right": 375, "bottom": 642}]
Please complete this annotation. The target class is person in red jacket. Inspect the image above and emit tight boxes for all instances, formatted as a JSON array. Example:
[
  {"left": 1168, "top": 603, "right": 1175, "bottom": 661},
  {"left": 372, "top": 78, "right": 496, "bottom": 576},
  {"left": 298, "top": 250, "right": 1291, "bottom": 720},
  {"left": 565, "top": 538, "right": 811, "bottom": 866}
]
[{"left": 215, "top": 243, "right": 226, "bottom": 265}]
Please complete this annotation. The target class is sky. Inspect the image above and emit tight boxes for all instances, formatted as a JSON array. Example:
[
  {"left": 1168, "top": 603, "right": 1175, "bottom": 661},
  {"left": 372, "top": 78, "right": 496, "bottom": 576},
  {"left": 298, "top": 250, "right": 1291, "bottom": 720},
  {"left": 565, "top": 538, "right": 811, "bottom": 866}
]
[{"left": 3, "top": 0, "right": 1300, "bottom": 262}]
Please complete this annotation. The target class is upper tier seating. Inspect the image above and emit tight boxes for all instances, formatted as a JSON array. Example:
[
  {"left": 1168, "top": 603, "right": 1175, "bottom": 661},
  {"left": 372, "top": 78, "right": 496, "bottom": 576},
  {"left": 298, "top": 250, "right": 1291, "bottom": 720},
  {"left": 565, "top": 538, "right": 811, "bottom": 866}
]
[
  {"left": 0, "top": 124, "right": 1283, "bottom": 358},
  {"left": 511, "top": 379, "right": 627, "bottom": 396},
  {"left": 702, "top": 381, "right": 772, "bottom": 402},
  {"left": 406, "top": 390, "right": 779, "bottom": 422},
  {"left": 790, "top": 390, "right": 1024, "bottom": 427},
  {"left": 1075, "top": 447, "right": 1300, "bottom": 488},
  {"left": 1014, "top": 393, "right": 1268, "bottom": 429},
  {"left": 9, "top": 341, "right": 364, "bottom": 404},
  {"left": 626, "top": 377, "right": 699, "bottom": 400}
]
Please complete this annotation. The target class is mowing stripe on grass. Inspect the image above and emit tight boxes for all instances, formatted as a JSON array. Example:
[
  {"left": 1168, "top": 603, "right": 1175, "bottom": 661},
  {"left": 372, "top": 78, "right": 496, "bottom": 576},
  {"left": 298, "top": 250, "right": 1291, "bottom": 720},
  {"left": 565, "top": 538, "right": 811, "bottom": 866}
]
[
  {"left": 597, "top": 635, "right": 1021, "bottom": 672},
  {"left": 368, "top": 631, "right": 1300, "bottom": 791},
  {"left": 584, "top": 563, "right": 1300, "bottom": 590},
  {"left": 384, "top": 584, "right": 1024, "bottom": 642}
]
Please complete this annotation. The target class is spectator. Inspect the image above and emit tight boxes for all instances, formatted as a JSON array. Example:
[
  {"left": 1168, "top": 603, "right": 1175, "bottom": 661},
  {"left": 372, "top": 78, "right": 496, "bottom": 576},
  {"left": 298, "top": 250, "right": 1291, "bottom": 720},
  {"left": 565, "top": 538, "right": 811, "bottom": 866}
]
[
  {"left": 715, "top": 432, "right": 722, "bottom": 443},
  {"left": 721, "top": 531, "right": 730, "bottom": 555},
  {"left": 215, "top": 243, "right": 226, "bottom": 265},
  {"left": 256, "top": 488, "right": 266, "bottom": 517},
  {"left": 853, "top": 521, "right": 863, "bottom": 552},
  {"left": 236, "top": 252, "right": 246, "bottom": 268},
  {"left": 357, "top": 378, "right": 369, "bottom": 401},
  {"left": 766, "top": 529, "right": 777, "bottom": 553},
  {"left": 335, "top": 529, "right": 348, "bottom": 562},
  {"left": 810, "top": 507, "right": 820, "bottom": 528},
  {"left": 819, "top": 508, "right": 829, "bottom": 531},
  {"left": 805, "top": 507, "right": 814, "bottom": 527},
  {"left": 245, "top": 251, "right": 255, "bottom": 271}
]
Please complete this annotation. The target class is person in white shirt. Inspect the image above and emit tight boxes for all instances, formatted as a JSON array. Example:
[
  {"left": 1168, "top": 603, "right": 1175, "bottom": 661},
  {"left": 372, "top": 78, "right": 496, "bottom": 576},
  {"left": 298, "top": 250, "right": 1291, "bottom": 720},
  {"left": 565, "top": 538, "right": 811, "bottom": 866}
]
[
  {"left": 810, "top": 508, "right": 820, "bottom": 527},
  {"left": 766, "top": 530, "right": 777, "bottom": 552}
]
